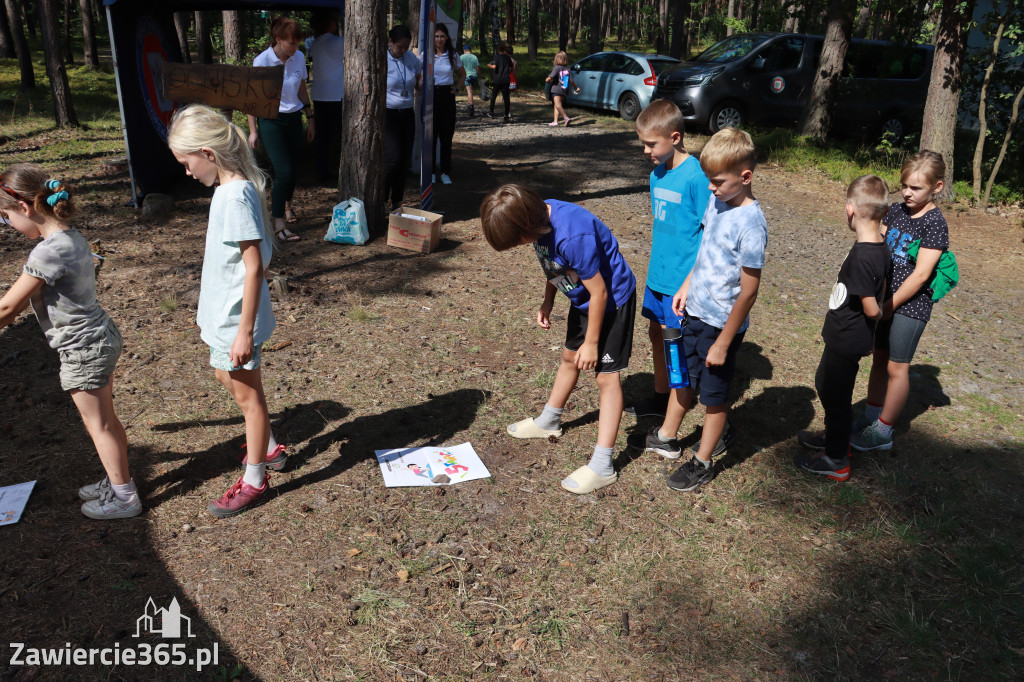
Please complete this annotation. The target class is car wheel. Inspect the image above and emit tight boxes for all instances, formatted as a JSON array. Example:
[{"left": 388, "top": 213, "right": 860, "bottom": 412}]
[
  {"left": 879, "top": 113, "right": 906, "bottom": 145},
  {"left": 618, "top": 91, "right": 641, "bottom": 121},
  {"left": 709, "top": 102, "right": 744, "bottom": 133}
]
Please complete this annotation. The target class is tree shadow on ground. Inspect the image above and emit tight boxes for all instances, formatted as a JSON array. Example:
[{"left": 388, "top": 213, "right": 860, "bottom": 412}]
[{"left": 0, "top": 322, "right": 255, "bottom": 681}]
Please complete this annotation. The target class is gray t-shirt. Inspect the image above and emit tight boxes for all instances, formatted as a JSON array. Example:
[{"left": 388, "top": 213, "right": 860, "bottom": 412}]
[
  {"left": 23, "top": 228, "right": 111, "bottom": 350},
  {"left": 196, "top": 180, "right": 276, "bottom": 352}
]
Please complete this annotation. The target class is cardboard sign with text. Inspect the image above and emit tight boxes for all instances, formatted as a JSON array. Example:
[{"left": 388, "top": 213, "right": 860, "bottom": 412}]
[
  {"left": 162, "top": 63, "right": 284, "bottom": 118},
  {"left": 388, "top": 208, "right": 442, "bottom": 254}
]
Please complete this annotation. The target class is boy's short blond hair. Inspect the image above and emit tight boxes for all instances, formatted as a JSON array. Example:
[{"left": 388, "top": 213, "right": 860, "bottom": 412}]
[
  {"left": 846, "top": 175, "right": 890, "bottom": 221},
  {"left": 699, "top": 127, "right": 756, "bottom": 176},
  {"left": 480, "top": 184, "right": 552, "bottom": 251},
  {"left": 636, "top": 100, "right": 685, "bottom": 139}
]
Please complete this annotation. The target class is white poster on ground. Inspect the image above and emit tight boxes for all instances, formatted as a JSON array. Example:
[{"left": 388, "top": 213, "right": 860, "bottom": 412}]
[
  {"left": 0, "top": 480, "right": 36, "bottom": 526},
  {"left": 375, "top": 442, "right": 490, "bottom": 487}
]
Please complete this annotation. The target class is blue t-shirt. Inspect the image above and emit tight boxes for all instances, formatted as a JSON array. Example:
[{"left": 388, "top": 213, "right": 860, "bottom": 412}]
[
  {"left": 647, "top": 155, "right": 712, "bottom": 294},
  {"left": 685, "top": 196, "right": 767, "bottom": 332},
  {"left": 534, "top": 200, "right": 636, "bottom": 313}
]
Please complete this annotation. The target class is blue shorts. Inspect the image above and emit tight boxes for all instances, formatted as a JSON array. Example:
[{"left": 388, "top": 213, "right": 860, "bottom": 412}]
[
  {"left": 465, "top": 75, "right": 478, "bottom": 87},
  {"left": 209, "top": 346, "right": 262, "bottom": 372},
  {"left": 640, "top": 286, "right": 682, "bottom": 329},
  {"left": 683, "top": 316, "right": 744, "bottom": 407},
  {"left": 874, "top": 313, "right": 927, "bottom": 363}
]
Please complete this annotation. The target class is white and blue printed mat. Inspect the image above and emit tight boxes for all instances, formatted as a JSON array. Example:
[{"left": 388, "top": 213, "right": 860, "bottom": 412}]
[{"left": 374, "top": 442, "right": 490, "bottom": 487}]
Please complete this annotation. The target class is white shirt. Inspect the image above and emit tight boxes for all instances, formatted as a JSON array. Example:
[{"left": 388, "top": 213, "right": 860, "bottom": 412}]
[
  {"left": 310, "top": 33, "right": 344, "bottom": 101},
  {"left": 197, "top": 181, "right": 276, "bottom": 351},
  {"left": 253, "top": 45, "right": 307, "bottom": 114},
  {"left": 386, "top": 49, "right": 422, "bottom": 109},
  {"left": 431, "top": 50, "right": 457, "bottom": 86}
]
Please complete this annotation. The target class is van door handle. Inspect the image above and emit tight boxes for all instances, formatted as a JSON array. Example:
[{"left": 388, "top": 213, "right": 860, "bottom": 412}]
[{"left": 616, "top": 78, "right": 624, "bottom": 82}]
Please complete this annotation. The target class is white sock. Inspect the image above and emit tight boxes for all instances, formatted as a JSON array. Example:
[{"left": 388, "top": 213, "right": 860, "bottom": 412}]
[
  {"left": 587, "top": 445, "right": 615, "bottom": 478},
  {"left": 864, "top": 403, "right": 883, "bottom": 422},
  {"left": 111, "top": 479, "right": 137, "bottom": 502},
  {"left": 243, "top": 462, "right": 266, "bottom": 487},
  {"left": 875, "top": 419, "right": 894, "bottom": 438},
  {"left": 267, "top": 431, "right": 279, "bottom": 455}
]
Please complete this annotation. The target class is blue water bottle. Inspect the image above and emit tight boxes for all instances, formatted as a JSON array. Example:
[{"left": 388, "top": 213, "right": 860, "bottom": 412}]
[{"left": 663, "top": 327, "right": 689, "bottom": 389}]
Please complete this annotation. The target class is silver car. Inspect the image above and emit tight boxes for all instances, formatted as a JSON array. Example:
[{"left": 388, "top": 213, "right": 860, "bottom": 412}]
[{"left": 563, "top": 51, "right": 679, "bottom": 121}]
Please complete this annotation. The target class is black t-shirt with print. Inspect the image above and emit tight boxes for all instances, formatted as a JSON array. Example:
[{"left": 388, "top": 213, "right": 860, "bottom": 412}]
[
  {"left": 821, "top": 241, "right": 890, "bottom": 356},
  {"left": 882, "top": 202, "right": 949, "bottom": 322}
]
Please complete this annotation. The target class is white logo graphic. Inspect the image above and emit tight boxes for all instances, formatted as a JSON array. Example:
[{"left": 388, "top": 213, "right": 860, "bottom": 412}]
[
  {"left": 601, "top": 353, "right": 615, "bottom": 364},
  {"left": 829, "top": 281, "right": 847, "bottom": 310},
  {"left": 771, "top": 76, "right": 785, "bottom": 93},
  {"left": 134, "top": 598, "right": 195, "bottom": 639}
]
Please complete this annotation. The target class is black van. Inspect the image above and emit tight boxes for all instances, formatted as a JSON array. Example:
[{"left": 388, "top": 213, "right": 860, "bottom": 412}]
[{"left": 655, "top": 33, "right": 933, "bottom": 140}]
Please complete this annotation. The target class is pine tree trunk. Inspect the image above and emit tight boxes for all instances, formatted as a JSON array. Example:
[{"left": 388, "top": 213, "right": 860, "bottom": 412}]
[
  {"left": 222, "top": 10, "right": 244, "bottom": 63},
  {"left": 982, "top": 82, "right": 1023, "bottom": 209},
  {"left": 173, "top": 12, "right": 191, "bottom": 63},
  {"left": 853, "top": 0, "right": 870, "bottom": 37},
  {"left": 505, "top": 0, "right": 514, "bottom": 46},
  {"left": 408, "top": 0, "right": 419, "bottom": 51},
  {"left": 195, "top": 11, "right": 212, "bottom": 64},
  {"left": 798, "top": 0, "right": 853, "bottom": 140},
  {"left": 588, "top": 0, "right": 602, "bottom": 53},
  {"left": 920, "top": 0, "right": 974, "bottom": 200},
  {"left": 78, "top": 0, "right": 97, "bottom": 68},
  {"left": 0, "top": 0, "right": 15, "bottom": 59},
  {"left": 670, "top": 0, "right": 688, "bottom": 59},
  {"left": 971, "top": 17, "right": 1003, "bottom": 203},
  {"left": 21, "top": 0, "right": 36, "bottom": 39},
  {"left": 726, "top": 0, "right": 735, "bottom": 35},
  {"left": 62, "top": 0, "right": 73, "bottom": 64},
  {"left": 528, "top": 0, "right": 539, "bottom": 59},
  {"left": 38, "top": 0, "right": 78, "bottom": 126},
  {"left": 339, "top": 0, "right": 387, "bottom": 233},
  {"left": 4, "top": 0, "right": 32, "bottom": 89},
  {"left": 568, "top": 0, "right": 582, "bottom": 48},
  {"left": 558, "top": 0, "right": 568, "bottom": 51}
]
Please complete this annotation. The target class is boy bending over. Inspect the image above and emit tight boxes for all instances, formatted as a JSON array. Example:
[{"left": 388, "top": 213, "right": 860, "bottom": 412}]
[{"left": 480, "top": 185, "right": 637, "bottom": 495}]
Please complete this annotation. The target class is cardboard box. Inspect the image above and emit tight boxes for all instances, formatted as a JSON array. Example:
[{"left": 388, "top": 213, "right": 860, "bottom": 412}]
[{"left": 388, "top": 207, "right": 442, "bottom": 254}]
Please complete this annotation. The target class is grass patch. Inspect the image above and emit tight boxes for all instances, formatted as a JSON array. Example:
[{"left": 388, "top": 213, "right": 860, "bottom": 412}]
[
  {"left": 354, "top": 587, "right": 407, "bottom": 626},
  {"left": 347, "top": 306, "right": 378, "bottom": 322},
  {"left": 158, "top": 295, "right": 178, "bottom": 313}
]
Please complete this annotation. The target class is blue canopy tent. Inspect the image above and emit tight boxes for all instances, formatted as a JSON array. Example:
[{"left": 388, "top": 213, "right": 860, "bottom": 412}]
[{"left": 102, "top": 1, "right": 345, "bottom": 203}]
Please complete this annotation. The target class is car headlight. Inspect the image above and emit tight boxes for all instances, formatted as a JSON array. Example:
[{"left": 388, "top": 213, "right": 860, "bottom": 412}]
[{"left": 680, "top": 69, "right": 723, "bottom": 87}]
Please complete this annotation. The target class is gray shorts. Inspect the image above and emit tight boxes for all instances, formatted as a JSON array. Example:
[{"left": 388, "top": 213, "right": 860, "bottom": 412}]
[
  {"left": 209, "top": 345, "right": 263, "bottom": 372},
  {"left": 59, "top": 321, "right": 123, "bottom": 391}
]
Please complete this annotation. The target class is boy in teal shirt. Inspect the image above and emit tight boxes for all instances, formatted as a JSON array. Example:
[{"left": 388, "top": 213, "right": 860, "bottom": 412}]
[
  {"left": 460, "top": 44, "right": 480, "bottom": 117},
  {"left": 626, "top": 100, "right": 711, "bottom": 428}
]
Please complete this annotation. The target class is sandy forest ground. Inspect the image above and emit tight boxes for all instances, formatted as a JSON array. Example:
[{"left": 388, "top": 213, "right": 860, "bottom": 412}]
[{"left": 2, "top": 95, "right": 1024, "bottom": 681}]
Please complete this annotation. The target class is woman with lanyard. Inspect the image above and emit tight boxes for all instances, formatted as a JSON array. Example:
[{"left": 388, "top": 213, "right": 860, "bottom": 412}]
[
  {"left": 427, "top": 23, "right": 465, "bottom": 186},
  {"left": 247, "top": 16, "right": 313, "bottom": 242},
  {"left": 384, "top": 26, "right": 422, "bottom": 212}
]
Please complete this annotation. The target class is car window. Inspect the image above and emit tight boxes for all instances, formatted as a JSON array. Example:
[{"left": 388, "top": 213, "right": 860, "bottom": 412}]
[
  {"left": 649, "top": 59, "right": 679, "bottom": 75},
  {"left": 626, "top": 58, "right": 646, "bottom": 76},
  {"left": 842, "top": 44, "right": 927, "bottom": 79},
  {"left": 758, "top": 38, "right": 804, "bottom": 71},
  {"left": 695, "top": 35, "right": 771, "bottom": 63},
  {"left": 577, "top": 55, "right": 608, "bottom": 71}
]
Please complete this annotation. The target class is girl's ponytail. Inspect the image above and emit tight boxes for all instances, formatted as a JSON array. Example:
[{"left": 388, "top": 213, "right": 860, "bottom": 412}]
[{"left": 0, "top": 165, "right": 76, "bottom": 221}]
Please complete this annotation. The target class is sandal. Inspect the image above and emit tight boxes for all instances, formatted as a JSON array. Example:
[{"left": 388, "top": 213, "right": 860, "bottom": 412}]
[
  {"left": 506, "top": 417, "right": 563, "bottom": 439},
  {"left": 275, "top": 227, "right": 300, "bottom": 242},
  {"left": 560, "top": 465, "right": 617, "bottom": 495},
  {"left": 284, "top": 209, "right": 299, "bottom": 223}
]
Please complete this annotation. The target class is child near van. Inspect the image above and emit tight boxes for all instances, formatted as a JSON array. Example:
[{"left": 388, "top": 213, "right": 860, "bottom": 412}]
[
  {"left": 480, "top": 184, "right": 636, "bottom": 495},
  {"left": 0, "top": 165, "right": 140, "bottom": 519},
  {"left": 545, "top": 51, "right": 580, "bottom": 126},
  {"left": 851, "top": 150, "right": 950, "bottom": 451},
  {"left": 626, "top": 100, "right": 711, "bottom": 429},
  {"left": 795, "top": 176, "right": 890, "bottom": 480},
  {"left": 662, "top": 127, "right": 767, "bottom": 492}
]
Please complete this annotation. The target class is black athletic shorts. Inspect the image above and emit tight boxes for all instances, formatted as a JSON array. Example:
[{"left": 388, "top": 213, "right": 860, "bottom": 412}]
[{"left": 564, "top": 290, "right": 636, "bottom": 373}]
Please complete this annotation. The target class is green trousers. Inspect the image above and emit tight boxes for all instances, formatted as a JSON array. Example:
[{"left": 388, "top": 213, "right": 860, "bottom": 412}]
[{"left": 258, "top": 111, "right": 304, "bottom": 218}]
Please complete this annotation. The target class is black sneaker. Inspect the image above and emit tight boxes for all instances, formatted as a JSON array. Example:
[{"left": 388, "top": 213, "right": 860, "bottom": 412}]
[
  {"left": 666, "top": 456, "right": 716, "bottom": 492},
  {"left": 624, "top": 394, "right": 670, "bottom": 418},
  {"left": 796, "top": 430, "right": 827, "bottom": 451},
  {"left": 689, "top": 420, "right": 737, "bottom": 458},
  {"left": 626, "top": 427, "right": 682, "bottom": 459},
  {"left": 794, "top": 451, "right": 850, "bottom": 481}
]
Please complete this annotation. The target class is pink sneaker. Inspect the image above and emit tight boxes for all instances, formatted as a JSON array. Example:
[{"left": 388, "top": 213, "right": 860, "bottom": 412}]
[
  {"left": 236, "top": 443, "right": 288, "bottom": 471},
  {"left": 208, "top": 475, "right": 269, "bottom": 518}
]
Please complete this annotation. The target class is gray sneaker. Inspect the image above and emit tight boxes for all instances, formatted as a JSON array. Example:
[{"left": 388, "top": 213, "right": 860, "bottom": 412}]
[
  {"left": 81, "top": 488, "right": 143, "bottom": 520},
  {"left": 626, "top": 427, "right": 682, "bottom": 459},
  {"left": 850, "top": 420, "right": 893, "bottom": 452},
  {"left": 689, "top": 420, "right": 736, "bottom": 458},
  {"left": 851, "top": 411, "right": 874, "bottom": 435},
  {"left": 78, "top": 477, "right": 110, "bottom": 501}
]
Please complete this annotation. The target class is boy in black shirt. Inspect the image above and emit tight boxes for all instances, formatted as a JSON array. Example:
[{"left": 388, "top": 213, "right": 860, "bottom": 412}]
[{"left": 796, "top": 176, "right": 890, "bottom": 480}]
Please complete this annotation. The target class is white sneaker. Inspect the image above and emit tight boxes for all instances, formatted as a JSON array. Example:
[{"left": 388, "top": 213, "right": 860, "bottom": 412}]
[
  {"left": 78, "top": 476, "right": 110, "bottom": 501},
  {"left": 440, "top": 173, "right": 453, "bottom": 185},
  {"left": 81, "top": 488, "right": 143, "bottom": 520}
]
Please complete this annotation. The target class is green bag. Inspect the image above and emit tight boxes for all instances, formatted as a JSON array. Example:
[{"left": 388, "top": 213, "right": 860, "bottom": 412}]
[{"left": 906, "top": 239, "right": 959, "bottom": 301}]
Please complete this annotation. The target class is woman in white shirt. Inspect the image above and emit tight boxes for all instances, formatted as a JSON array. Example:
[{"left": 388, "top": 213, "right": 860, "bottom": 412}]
[
  {"left": 428, "top": 23, "right": 466, "bottom": 186},
  {"left": 246, "top": 16, "right": 314, "bottom": 241},
  {"left": 384, "top": 25, "right": 422, "bottom": 211},
  {"left": 309, "top": 9, "right": 344, "bottom": 185}
]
